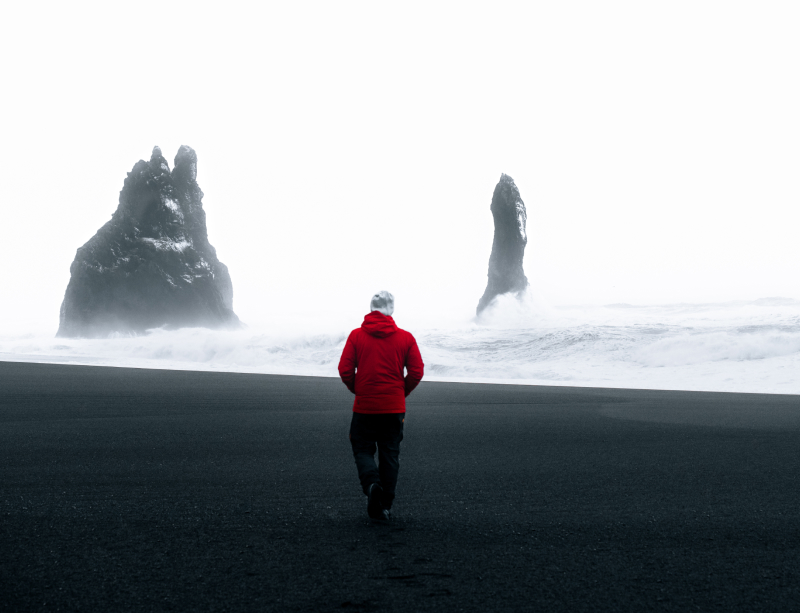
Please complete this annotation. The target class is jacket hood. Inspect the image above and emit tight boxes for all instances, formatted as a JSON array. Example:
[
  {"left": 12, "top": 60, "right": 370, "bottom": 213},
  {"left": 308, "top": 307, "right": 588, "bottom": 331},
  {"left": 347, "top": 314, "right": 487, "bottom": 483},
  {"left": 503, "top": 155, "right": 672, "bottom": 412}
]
[{"left": 361, "top": 311, "right": 398, "bottom": 338}]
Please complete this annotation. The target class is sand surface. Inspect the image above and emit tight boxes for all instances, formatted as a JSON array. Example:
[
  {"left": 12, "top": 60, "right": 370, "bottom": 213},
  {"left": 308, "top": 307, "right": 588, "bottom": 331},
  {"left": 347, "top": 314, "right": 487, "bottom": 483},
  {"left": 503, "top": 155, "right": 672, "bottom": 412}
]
[{"left": 2, "top": 362, "right": 800, "bottom": 611}]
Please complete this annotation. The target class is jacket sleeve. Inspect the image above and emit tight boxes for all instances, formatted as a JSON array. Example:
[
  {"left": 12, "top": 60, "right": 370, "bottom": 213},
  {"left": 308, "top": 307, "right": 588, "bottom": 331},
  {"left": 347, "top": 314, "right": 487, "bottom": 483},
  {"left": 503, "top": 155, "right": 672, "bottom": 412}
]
[
  {"left": 403, "top": 336, "right": 424, "bottom": 397},
  {"left": 338, "top": 331, "right": 357, "bottom": 394}
]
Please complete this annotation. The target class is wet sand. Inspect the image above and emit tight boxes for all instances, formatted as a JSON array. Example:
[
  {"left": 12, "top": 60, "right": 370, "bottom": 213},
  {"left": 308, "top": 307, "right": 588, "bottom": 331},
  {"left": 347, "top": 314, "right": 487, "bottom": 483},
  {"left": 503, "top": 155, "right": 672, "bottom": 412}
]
[{"left": 1, "top": 361, "right": 799, "bottom": 612}]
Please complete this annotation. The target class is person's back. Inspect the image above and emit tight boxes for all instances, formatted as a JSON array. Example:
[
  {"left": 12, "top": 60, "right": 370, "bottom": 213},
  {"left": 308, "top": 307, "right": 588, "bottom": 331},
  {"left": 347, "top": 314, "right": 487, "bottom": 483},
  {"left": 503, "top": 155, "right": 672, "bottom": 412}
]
[{"left": 338, "top": 291, "right": 424, "bottom": 520}]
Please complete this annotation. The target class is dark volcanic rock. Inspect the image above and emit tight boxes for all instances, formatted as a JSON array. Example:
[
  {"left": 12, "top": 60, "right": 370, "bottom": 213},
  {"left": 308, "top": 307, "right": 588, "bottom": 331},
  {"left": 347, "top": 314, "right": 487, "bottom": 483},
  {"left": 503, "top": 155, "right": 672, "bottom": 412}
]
[
  {"left": 57, "top": 146, "right": 240, "bottom": 337},
  {"left": 476, "top": 174, "right": 529, "bottom": 315}
]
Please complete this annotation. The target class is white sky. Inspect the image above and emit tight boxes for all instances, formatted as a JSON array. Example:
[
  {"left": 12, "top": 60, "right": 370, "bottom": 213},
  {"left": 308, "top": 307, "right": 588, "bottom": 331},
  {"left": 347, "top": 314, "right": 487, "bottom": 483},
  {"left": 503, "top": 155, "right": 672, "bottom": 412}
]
[{"left": 1, "top": 1, "right": 799, "bottom": 332}]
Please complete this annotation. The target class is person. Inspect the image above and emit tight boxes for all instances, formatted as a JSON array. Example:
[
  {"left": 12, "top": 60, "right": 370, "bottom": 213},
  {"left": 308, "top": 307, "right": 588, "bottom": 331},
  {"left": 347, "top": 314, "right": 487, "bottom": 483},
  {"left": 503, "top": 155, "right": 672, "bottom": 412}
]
[{"left": 338, "top": 291, "right": 424, "bottom": 521}]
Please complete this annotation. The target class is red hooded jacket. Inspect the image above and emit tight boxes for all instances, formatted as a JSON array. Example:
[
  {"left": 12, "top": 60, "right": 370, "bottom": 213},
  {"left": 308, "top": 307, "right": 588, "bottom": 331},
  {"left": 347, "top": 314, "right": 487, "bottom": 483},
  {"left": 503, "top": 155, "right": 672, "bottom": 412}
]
[{"left": 338, "top": 311, "right": 424, "bottom": 414}]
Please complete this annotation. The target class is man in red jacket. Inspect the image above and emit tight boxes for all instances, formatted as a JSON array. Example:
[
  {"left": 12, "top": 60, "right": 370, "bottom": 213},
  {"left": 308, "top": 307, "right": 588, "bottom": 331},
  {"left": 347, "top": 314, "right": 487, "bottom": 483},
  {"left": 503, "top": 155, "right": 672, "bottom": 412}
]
[{"left": 338, "top": 291, "right": 424, "bottom": 521}]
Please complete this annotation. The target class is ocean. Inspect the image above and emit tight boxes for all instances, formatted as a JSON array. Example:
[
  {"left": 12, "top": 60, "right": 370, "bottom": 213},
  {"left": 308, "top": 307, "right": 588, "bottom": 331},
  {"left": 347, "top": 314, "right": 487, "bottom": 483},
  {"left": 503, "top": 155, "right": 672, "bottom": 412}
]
[{"left": 3, "top": 295, "right": 800, "bottom": 395}]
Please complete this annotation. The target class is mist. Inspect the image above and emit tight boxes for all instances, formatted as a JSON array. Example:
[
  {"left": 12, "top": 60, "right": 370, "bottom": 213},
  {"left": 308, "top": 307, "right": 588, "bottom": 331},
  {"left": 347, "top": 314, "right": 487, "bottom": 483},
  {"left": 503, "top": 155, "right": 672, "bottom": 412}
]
[
  {"left": 1, "top": 3, "right": 799, "bottom": 397},
  {"left": 1, "top": 2, "right": 799, "bottom": 336}
]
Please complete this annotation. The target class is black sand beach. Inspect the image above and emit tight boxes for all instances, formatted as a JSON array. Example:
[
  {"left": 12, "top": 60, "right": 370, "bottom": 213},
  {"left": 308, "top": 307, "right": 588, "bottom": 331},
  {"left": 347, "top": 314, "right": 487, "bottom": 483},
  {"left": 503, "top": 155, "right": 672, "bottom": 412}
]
[{"left": 2, "top": 361, "right": 799, "bottom": 612}]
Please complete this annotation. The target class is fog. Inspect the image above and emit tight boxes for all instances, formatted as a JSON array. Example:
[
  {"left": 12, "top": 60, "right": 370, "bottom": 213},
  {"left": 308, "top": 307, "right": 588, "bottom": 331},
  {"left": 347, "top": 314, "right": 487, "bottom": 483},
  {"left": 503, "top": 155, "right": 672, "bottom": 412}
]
[{"left": 2, "top": 2, "right": 799, "bottom": 338}]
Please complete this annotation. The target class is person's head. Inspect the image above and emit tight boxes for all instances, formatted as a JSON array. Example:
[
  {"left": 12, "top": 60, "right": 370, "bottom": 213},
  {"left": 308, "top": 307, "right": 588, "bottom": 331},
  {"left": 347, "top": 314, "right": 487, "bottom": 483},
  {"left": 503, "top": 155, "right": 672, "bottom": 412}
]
[{"left": 370, "top": 291, "right": 395, "bottom": 316}]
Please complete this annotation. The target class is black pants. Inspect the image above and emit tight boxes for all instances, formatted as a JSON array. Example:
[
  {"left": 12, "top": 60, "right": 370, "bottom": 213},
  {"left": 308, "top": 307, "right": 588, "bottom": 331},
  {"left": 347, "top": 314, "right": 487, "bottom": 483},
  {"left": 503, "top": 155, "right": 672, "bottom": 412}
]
[{"left": 349, "top": 412, "right": 405, "bottom": 509}]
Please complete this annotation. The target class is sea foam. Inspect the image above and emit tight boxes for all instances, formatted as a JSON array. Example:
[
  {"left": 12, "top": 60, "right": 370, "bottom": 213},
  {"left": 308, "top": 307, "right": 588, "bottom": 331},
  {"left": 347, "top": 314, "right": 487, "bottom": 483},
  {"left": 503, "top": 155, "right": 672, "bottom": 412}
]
[{"left": 2, "top": 297, "right": 800, "bottom": 395}]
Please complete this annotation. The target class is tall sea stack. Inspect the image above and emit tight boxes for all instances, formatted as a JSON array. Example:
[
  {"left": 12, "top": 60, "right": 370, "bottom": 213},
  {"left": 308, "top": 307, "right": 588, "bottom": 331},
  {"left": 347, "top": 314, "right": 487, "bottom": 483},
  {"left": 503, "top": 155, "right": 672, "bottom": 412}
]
[
  {"left": 476, "top": 174, "right": 529, "bottom": 315},
  {"left": 57, "top": 146, "right": 240, "bottom": 337}
]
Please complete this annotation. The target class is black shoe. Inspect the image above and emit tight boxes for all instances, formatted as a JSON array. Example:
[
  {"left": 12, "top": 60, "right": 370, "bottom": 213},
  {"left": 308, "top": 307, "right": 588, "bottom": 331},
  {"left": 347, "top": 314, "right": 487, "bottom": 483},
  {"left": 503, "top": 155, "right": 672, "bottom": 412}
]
[
  {"left": 376, "top": 508, "right": 391, "bottom": 522},
  {"left": 367, "top": 483, "right": 384, "bottom": 520}
]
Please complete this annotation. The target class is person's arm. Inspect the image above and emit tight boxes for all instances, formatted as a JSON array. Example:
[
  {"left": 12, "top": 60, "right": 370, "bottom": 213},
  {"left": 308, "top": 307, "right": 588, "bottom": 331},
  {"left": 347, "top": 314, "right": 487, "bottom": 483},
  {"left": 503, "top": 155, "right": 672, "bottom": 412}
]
[
  {"left": 338, "top": 331, "right": 358, "bottom": 394},
  {"left": 404, "top": 336, "right": 424, "bottom": 397}
]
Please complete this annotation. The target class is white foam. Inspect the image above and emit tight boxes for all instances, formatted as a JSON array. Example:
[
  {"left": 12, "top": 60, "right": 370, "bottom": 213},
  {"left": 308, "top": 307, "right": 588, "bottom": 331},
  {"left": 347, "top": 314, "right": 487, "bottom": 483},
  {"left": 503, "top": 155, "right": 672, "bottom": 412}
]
[{"left": 2, "top": 297, "right": 800, "bottom": 395}]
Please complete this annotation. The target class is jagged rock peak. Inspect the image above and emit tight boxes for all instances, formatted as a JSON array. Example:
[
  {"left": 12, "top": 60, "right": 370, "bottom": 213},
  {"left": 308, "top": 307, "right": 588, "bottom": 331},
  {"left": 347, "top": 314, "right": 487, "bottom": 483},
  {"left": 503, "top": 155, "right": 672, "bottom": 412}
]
[
  {"left": 174, "top": 145, "right": 197, "bottom": 181},
  {"left": 57, "top": 146, "right": 239, "bottom": 338},
  {"left": 476, "top": 173, "right": 529, "bottom": 315}
]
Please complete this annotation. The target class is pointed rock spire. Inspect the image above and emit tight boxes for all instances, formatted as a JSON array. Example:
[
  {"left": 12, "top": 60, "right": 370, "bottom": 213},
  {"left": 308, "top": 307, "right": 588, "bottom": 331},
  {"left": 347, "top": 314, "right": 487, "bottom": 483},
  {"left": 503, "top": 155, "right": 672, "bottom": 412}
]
[
  {"left": 173, "top": 145, "right": 197, "bottom": 182},
  {"left": 477, "top": 174, "right": 529, "bottom": 315},
  {"left": 57, "top": 146, "right": 239, "bottom": 337}
]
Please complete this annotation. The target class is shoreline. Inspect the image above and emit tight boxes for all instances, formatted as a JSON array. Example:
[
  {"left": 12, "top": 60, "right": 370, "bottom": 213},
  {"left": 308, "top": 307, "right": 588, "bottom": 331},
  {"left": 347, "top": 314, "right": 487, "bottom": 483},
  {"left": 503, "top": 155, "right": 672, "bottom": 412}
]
[{"left": 2, "top": 353, "right": 799, "bottom": 397}]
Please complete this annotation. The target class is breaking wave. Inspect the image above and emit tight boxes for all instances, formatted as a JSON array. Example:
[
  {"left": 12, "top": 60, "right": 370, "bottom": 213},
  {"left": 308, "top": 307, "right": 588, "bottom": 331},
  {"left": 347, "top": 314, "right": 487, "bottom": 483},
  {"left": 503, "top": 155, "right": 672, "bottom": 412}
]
[{"left": 3, "top": 296, "right": 800, "bottom": 395}]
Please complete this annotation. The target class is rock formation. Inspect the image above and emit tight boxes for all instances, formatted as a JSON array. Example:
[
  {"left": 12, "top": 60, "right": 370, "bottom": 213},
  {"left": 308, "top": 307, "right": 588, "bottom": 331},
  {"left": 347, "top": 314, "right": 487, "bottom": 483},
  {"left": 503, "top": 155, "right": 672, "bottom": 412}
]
[
  {"left": 57, "top": 146, "right": 240, "bottom": 337},
  {"left": 476, "top": 174, "right": 529, "bottom": 315}
]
